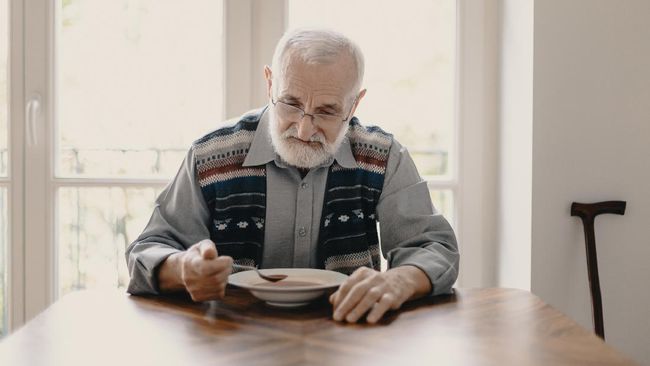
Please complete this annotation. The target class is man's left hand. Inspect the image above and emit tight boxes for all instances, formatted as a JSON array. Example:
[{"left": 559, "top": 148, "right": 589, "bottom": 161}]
[{"left": 329, "top": 266, "right": 429, "bottom": 324}]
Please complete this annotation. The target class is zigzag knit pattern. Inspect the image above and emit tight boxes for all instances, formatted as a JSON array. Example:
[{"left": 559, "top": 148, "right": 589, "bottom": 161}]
[
  {"left": 317, "top": 118, "right": 392, "bottom": 274},
  {"left": 193, "top": 110, "right": 267, "bottom": 266}
]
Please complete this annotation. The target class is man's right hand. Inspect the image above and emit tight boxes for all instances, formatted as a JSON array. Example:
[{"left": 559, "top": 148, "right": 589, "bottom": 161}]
[
  {"left": 158, "top": 239, "right": 233, "bottom": 301},
  {"left": 180, "top": 240, "right": 233, "bottom": 301}
]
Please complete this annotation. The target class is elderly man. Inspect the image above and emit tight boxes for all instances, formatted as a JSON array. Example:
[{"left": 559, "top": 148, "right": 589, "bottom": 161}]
[{"left": 126, "top": 28, "right": 458, "bottom": 324}]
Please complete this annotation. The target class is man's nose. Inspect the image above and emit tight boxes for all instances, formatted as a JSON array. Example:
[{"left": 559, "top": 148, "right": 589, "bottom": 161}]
[{"left": 295, "top": 114, "right": 316, "bottom": 141}]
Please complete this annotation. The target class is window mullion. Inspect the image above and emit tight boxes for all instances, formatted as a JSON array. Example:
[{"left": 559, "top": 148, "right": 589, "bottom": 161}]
[
  {"left": 223, "top": 0, "right": 285, "bottom": 118},
  {"left": 250, "top": 0, "right": 286, "bottom": 107},
  {"left": 224, "top": 0, "right": 253, "bottom": 118},
  {"left": 426, "top": 181, "right": 457, "bottom": 191},
  {"left": 53, "top": 178, "right": 170, "bottom": 188}
]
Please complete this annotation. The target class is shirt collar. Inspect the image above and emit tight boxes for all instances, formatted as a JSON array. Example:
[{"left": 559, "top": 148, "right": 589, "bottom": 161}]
[
  {"left": 242, "top": 106, "right": 358, "bottom": 170},
  {"left": 242, "top": 106, "right": 276, "bottom": 167},
  {"left": 332, "top": 136, "right": 358, "bottom": 169}
]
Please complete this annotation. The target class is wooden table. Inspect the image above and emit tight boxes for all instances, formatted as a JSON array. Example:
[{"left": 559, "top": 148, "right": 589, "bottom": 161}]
[{"left": 0, "top": 287, "right": 636, "bottom": 365}]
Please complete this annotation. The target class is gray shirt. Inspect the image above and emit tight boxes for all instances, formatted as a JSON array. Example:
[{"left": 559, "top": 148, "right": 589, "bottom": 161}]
[{"left": 126, "top": 108, "right": 459, "bottom": 296}]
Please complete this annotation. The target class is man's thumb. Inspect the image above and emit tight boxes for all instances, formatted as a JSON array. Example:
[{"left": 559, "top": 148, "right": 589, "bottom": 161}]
[{"left": 198, "top": 240, "right": 217, "bottom": 260}]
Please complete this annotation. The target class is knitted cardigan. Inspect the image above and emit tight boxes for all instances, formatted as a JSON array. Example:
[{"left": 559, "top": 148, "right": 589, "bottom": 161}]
[{"left": 193, "top": 109, "right": 392, "bottom": 274}]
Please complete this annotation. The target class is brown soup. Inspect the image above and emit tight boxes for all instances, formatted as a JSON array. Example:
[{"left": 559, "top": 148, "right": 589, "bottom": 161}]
[{"left": 254, "top": 280, "right": 320, "bottom": 288}]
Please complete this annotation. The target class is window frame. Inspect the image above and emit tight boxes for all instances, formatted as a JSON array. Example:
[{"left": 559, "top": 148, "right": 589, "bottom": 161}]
[
  {"left": 5, "top": 0, "right": 496, "bottom": 332},
  {"left": 7, "top": 0, "right": 26, "bottom": 333},
  {"left": 455, "top": 0, "right": 500, "bottom": 287}
]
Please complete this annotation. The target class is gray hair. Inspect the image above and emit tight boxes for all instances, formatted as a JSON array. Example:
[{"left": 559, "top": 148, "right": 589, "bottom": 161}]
[{"left": 271, "top": 28, "right": 365, "bottom": 97}]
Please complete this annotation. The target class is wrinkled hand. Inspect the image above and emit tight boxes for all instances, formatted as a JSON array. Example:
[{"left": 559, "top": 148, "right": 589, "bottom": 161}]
[
  {"left": 329, "top": 267, "right": 416, "bottom": 324},
  {"left": 180, "top": 239, "right": 233, "bottom": 302}
]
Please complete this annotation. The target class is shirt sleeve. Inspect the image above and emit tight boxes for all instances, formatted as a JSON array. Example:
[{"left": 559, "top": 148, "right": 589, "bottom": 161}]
[
  {"left": 376, "top": 139, "right": 459, "bottom": 296},
  {"left": 125, "top": 147, "right": 212, "bottom": 295}
]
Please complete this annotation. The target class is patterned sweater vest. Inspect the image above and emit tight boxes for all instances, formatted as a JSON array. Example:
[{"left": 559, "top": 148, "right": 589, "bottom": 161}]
[{"left": 193, "top": 109, "right": 392, "bottom": 274}]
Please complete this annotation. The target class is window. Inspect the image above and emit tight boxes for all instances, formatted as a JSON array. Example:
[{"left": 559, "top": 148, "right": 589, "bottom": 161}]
[
  {"left": 54, "top": 0, "right": 224, "bottom": 297},
  {"left": 288, "top": 0, "right": 457, "bottom": 224},
  {"left": 7, "top": 0, "right": 485, "bottom": 334}
]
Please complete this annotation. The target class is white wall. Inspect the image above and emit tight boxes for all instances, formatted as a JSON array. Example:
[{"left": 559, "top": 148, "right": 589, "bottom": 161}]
[
  {"left": 497, "top": 0, "right": 533, "bottom": 290},
  {"left": 531, "top": 1, "right": 650, "bottom": 364}
]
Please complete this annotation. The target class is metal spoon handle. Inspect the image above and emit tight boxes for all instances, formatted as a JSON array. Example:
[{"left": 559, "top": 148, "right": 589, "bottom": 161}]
[
  {"left": 231, "top": 264, "right": 287, "bottom": 282},
  {"left": 232, "top": 264, "right": 256, "bottom": 271}
]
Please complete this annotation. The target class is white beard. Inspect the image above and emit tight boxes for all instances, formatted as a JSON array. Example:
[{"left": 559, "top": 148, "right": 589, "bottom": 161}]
[{"left": 268, "top": 113, "right": 348, "bottom": 169}]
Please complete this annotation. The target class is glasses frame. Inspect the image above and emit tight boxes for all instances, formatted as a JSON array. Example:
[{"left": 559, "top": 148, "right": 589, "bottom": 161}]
[{"left": 270, "top": 92, "right": 359, "bottom": 128}]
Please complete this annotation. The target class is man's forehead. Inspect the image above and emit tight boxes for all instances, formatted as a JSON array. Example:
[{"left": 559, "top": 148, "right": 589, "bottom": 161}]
[
  {"left": 277, "top": 81, "right": 346, "bottom": 102},
  {"left": 277, "top": 54, "right": 356, "bottom": 96}
]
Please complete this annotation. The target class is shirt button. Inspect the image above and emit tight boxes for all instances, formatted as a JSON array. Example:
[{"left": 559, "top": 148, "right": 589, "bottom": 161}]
[
  {"left": 298, "top": 227, "right": 307, "bottom": 237},
  {"left": 301, "top": 182, "right": 309, "bottom": 189}
]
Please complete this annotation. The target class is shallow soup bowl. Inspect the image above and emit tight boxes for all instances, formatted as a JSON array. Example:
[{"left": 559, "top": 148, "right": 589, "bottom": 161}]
[{"left": 228, "top": 268, "right": 348, "bottom": 307}]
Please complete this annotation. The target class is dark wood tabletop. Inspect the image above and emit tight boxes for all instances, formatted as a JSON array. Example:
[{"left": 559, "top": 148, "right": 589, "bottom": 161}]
[{"left": 0, "top": 287, "right": 637, "bottom": 366}]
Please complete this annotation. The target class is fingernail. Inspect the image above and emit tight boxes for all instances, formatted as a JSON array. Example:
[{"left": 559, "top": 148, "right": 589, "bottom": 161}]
[{"left": 333, "top": 312, "right": 342, "bottom": 321}]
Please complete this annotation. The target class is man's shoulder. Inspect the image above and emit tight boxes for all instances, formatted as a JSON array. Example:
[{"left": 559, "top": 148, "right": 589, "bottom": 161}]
[
  {"left": 349, "top": 117, "right": 392, "bottom": 136},
  {"left": 191, "top": 107, "right": 265, "bottom": 154},
  {"left": 193, "top": 107, "right": 265, "bottom": 146},
  {"left": 347, "top": 117, "right": 393, "bottom": 152}
]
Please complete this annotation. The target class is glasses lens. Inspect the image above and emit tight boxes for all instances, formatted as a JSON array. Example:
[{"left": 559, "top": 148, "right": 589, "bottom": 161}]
[
  {"left": 313, "top": 114, "right": 340, "bottom": 128},
  {"left": 276, "top": 102, "right": 302, "bottom": 121}
]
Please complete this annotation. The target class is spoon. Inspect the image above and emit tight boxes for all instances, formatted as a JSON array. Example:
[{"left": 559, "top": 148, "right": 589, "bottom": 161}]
[{"left": 232, "top": 264, "right": 287, "bottom": 282}]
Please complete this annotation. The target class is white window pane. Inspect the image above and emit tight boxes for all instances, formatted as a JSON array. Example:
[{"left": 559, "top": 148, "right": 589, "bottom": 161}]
[
  {"left": 56, "top": 0, "right": 224, "bottom": 178},
  {"left": 0, "top": 187, "right": 7, "bottom": 337},
  {"left": 57, "top": 186, "right": 162, "bottom": 297},
  {"left": 288, "top": 0, "right": 456, "bottom": 177},
  {"left": 430, "top": 189, "right": 454, "bottom": 227},
  {"left": 0, "top": 0, "right": 8, "bottom": 177}
]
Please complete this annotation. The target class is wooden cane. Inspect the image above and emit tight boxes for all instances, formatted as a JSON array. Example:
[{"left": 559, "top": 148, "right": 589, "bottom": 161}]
[{"left": 570, "top": 201, "right": 626, "bottom": 340}]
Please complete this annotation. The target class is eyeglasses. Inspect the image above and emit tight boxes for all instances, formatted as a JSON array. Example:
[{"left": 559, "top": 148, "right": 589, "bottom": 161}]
[{"left": 270, "top": 94, "right": 358, "bottom": 131}]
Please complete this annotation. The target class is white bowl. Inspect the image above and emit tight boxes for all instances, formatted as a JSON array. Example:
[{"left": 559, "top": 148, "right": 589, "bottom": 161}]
[{"left": 228, "top": 268, "right": 348, "bottom": 307}]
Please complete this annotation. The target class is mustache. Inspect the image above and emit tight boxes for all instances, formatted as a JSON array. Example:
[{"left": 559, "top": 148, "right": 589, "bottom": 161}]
[{"left": 281, "top": 126, "right": 325, "bottom": 143}]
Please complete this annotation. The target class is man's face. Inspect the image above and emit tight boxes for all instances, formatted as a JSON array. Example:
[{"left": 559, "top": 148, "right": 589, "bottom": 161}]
[{"left": 265, "top": 53, "right": 363, "bottom": 169}]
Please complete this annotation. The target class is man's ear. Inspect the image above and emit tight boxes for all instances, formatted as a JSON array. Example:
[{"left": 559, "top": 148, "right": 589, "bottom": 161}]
[
  {"left": 264, "top": 65, "right": 273, "bottom": 99},
  {"left": 349, "top": 89, "right": 367, "bottom": 118}
]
